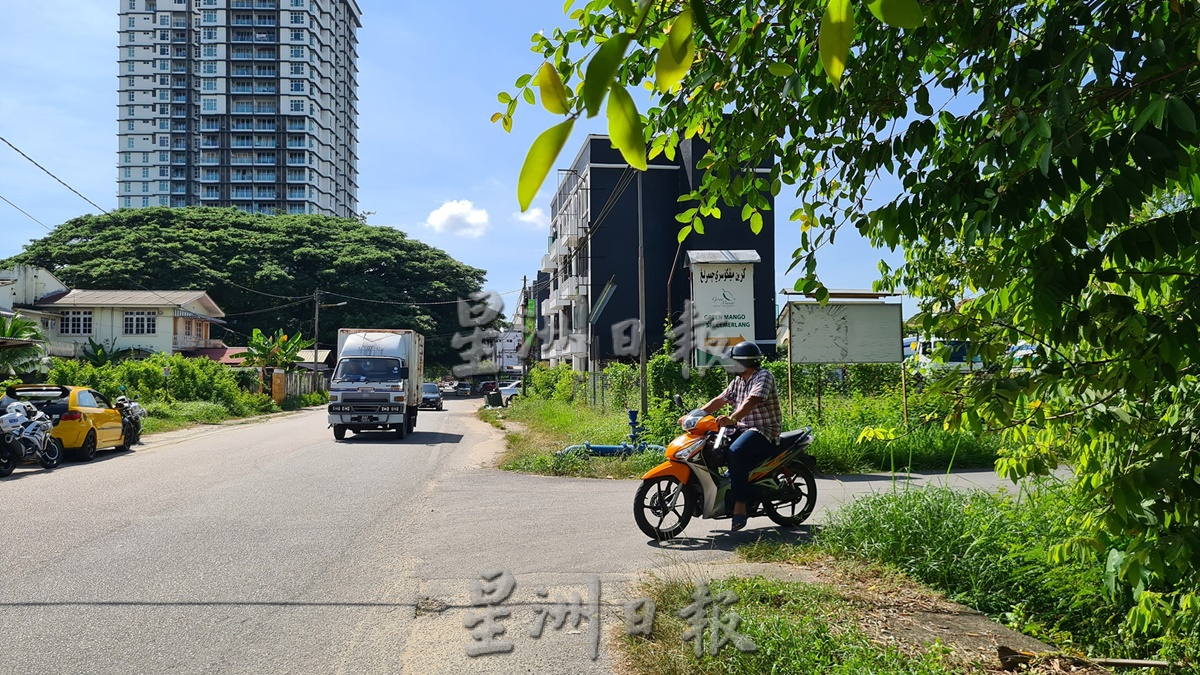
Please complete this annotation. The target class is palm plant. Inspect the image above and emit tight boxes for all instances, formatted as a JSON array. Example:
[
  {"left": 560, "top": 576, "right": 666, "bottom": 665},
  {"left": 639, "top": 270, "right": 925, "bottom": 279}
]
[
  {"left": 0, "top": 315, "right": 47, "bottom": 377},
  {"left": 230, "top": 328, "right": 315, "bottom": 397},
  {"left": 80, "top": 337, "right": 134, "bottom": 366}
]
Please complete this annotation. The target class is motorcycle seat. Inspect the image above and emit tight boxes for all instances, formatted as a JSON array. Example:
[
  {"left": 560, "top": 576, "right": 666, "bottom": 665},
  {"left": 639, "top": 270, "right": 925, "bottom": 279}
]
[{"left": 778, "top": 427, "right": 812, "bottom": 447}]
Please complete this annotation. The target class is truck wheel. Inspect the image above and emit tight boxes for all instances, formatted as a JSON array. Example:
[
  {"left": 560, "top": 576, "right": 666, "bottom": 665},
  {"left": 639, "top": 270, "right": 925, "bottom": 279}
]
[
  {"left": 333, "top": 425, "right": 347, "bottom": 441},
  {"left": 407, "top": 410, "right": 416, "bottom": 434},
  {"left": 395, "top": 422, "right": 407, "bottom": 440}
]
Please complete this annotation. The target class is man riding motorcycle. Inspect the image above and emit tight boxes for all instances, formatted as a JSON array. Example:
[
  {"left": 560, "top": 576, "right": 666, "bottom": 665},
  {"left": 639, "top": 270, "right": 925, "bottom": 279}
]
[{"left": 695, "top": 341, "right": 781, "bottom": 531}]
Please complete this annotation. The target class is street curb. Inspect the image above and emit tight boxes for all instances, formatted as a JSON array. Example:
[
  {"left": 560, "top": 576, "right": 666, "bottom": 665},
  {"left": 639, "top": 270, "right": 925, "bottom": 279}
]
[{"left": 133, "top": 406, "right": 322, "bottom": 452}]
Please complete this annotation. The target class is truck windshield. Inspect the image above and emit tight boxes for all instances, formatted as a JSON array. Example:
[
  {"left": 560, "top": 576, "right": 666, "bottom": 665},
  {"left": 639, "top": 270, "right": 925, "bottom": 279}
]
[{"left": 332, "top": 358, "right": 403, "bottom": 382}]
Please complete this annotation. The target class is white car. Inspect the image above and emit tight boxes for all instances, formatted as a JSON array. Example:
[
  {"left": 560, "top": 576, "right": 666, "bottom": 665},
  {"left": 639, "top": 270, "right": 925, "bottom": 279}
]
[{"left": 497, "top": 381, "right": 522, "bottom": 406}]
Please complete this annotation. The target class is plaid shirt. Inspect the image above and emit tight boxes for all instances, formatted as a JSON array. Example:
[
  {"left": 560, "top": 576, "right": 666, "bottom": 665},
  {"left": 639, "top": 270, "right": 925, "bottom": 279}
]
[{"left": 719, "top": 367, "right": 782, "bottom": 442}]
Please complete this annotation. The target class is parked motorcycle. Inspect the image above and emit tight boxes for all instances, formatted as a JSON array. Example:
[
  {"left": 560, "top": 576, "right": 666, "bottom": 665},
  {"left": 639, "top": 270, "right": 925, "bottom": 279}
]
[
  {"left": 0, "top": 401, "right": 62, "bottom": 477},
  {"left": 114, "top": 395, "right": 145, "bottom": 447},
  {"left": 633, "top": 395, "right": 818, "bottom": 540}
]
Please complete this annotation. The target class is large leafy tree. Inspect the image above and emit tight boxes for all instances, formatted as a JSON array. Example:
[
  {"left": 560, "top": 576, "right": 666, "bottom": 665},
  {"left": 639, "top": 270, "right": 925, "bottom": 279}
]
[
  {"left": 3, "top": 208, "right": 489, "bottom": 365},
  {"left": 502, "top": 0, "right": 1200, "bottom": 632}
]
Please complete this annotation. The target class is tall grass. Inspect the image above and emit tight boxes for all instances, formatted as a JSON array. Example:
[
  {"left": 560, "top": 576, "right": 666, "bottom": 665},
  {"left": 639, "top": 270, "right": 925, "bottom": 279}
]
[
  {"left": 783, "top": 392, "right": 1000, "bottom": 474},
  {"left": 815, "top": 481, "right": 1152, "bottom": 658}
]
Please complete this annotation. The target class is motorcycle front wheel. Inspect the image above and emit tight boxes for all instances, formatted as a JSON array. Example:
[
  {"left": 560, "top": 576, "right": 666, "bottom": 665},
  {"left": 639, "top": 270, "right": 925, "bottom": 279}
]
[
  {"left": 0, "top": 450, "right": 15, "bottom": 478},
  {"left": 634, "top": 475, "right": 694, "bottom": 541},
  {"left": 39, "top": 438, "right": 62, "bottom": 469},
  {"left": 763, "top": 462, "right": 818, "bottom": 527}
]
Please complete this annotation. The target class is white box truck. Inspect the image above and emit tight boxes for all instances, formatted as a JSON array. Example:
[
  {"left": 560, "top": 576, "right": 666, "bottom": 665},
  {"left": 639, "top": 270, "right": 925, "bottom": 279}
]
[{"left": 327, "top": 329, "right": 424, "bottom": 441}]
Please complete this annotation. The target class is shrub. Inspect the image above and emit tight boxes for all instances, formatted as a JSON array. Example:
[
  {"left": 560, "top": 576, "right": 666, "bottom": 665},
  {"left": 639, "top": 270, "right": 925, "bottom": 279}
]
[{"left": 603, "top": 361, "right": 637, "bottom": 409}]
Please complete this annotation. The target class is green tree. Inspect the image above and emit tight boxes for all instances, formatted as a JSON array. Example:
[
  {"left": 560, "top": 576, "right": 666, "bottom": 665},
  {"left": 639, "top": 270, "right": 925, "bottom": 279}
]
[
  {"left": 2, "top": 208, "right": 489, "bottom": 366},
  {"left": 80, "top": 337, "right": 133, "bottom": 367},
  {"left": 0, "top": 314, "right": 45, "bottom": 377},
  {"left": 502, "top": 0, "right": 1200, "bottom": 633}
]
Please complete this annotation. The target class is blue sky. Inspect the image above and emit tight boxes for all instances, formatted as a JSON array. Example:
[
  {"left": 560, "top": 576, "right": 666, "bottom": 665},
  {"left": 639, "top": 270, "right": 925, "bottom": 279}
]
[{"left": 0, "top": 0, "right": 906, "bottom": 319}]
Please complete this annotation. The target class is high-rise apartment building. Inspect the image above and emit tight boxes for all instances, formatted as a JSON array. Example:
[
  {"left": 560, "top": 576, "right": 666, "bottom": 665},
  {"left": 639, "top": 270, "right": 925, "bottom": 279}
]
[{"left": 116, "top": 0, "right": 360, "bottom": 217}]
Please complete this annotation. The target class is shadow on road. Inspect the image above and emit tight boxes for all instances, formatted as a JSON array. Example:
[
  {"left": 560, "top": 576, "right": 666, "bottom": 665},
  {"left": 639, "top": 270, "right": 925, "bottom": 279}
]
[
  {"left": 334, "top": 431, "right": 465, "bottom": 445},
  {"left": 644, "top": 523, "right": 820, "bottom": 552},
  {"left": 1, "top": 448, "right": 134, "bottom": 481}
]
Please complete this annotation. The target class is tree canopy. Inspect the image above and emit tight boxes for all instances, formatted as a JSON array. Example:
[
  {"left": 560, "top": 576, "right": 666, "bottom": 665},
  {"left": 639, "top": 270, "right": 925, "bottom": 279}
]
[
  {"left": 3, "top": 208, "right": 488, "bottom": 364},
  {"left": 502, "top": 0, "right": 1200, "bottom": 633}
]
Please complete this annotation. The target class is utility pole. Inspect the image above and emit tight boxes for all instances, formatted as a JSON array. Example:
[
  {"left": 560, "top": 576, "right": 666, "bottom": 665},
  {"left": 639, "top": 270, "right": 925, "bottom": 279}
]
[
  {"left": 521, "top": 275, "right": 528, "bottom": 397},
  {"left": 312, "top": 288, "right": 321, "bottom": 386},
  {"left": 637, "top": 170, "right": 647, "bottom": 417}
]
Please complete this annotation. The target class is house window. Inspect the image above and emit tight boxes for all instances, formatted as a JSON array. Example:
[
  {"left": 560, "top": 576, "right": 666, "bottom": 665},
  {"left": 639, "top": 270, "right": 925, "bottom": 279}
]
[
  {"left": 40, "top": 318, "right": 57, "bottom": 332},
  {"left": 184, "top": 319, "right": 193, "bottom": 336},
  {"left": 61, "top": 310, "right": 93, "bottom": 336},
  {"left": 123, "top": 310, "right": 158, "bottom": 335},
  {"left": 202, "top": 98, "right": 216, "bottom": 111},
  {"left": 290, "top": 100, "right": 304, "bottom": 112}
]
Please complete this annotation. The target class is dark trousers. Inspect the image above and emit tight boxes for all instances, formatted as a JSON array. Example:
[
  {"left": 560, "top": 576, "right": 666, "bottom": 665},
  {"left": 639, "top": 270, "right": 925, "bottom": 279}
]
[{"left": 728, "top": 429, "right": 776, "bottom": 507}]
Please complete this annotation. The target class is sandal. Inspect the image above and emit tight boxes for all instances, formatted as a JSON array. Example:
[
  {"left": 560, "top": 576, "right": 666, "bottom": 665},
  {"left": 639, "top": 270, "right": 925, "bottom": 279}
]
[{"left": 731, "top": 514, "right": 748, "bottom": 531}]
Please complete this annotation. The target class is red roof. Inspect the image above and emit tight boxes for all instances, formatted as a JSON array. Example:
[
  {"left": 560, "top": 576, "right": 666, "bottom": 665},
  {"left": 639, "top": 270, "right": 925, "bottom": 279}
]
[{"left": 192, "top": 347, "right": 246, "bottom": 365}]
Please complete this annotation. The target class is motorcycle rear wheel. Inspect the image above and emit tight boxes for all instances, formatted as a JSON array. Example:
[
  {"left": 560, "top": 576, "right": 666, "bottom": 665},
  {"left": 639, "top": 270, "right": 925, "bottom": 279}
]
[
  {"left": 39, "top": 438, "right": 62, "bottom": 469},
  {"left": 0, "top": 451, "right": 15, "bottom": 478},
  {"left": 763, "top": 462, "right": 818, "bottom": 527},
  {"left": 634, "top": 476, "right": 694, "bottom": 541}
]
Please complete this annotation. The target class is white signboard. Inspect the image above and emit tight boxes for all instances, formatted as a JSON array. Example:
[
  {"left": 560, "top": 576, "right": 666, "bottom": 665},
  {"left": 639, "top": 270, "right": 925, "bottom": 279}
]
[
  {"left": 785, "top": 302, "right": 902, "bottom": 363},
  {"left": 692, "top": 263, "right": 756, "bottom": 347}
]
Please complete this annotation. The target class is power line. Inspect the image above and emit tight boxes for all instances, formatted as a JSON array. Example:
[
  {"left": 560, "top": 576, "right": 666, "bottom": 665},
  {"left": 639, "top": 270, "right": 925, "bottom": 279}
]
[
  {"left": 0, "top": 135, "right": 307, "bottom": 302},
  {"left": 0, "top": 191, "right": 258, "bottom": 344}
]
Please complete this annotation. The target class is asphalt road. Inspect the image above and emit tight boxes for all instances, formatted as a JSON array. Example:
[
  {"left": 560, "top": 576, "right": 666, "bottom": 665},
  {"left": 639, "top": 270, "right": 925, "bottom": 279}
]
[{"left": 0, "top": 397, "right": 1018, "bottom": 674}]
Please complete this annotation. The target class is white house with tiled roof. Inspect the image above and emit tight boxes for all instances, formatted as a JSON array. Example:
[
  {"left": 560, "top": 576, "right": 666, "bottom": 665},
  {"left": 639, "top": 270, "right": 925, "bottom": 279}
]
[{"left": 34, "top": 289, "right": 226, "bottom": 357}]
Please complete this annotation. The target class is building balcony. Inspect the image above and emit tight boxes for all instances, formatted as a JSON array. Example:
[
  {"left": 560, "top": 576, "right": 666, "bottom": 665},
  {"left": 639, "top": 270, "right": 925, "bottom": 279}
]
[
  {"left": 549, "top": 237, "right": 568, "bottom": 261},
  {"left": 173, "top": 335, "right": 221, "bottom": 351}
]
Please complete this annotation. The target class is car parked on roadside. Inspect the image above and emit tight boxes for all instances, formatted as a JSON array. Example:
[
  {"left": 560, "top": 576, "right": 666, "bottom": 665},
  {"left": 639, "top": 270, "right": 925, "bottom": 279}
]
[
  {"left": 497, "top": 381, "right": 521, "bottom": 406},
  {"left": 6, "top": 384, "right": 129, "bottom": 461},
  {"left": 419, "top": 382, "right": 444, "bottom": 411},
  {"left": 456, "top": 381, "right": 472, "bottom": 397},
  {"left": 478, "top": 381, "right": 499, "bottom": 395}
]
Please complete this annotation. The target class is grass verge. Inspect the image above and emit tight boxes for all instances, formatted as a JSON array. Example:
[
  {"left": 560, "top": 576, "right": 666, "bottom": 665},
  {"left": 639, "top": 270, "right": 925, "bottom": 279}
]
[
  {"left": 481, "top": 399, "right": 663, "bottom": 479},
  {"left": 737, "top": 481, "right": 1200, "bottom": 668},
  {"left": 619, "top": 573, "right": 963, "bottom": 674}
]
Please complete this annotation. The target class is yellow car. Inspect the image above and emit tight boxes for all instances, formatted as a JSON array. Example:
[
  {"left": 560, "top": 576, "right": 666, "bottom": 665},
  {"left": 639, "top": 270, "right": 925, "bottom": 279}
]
[{"left": 7, "top": 385, "right": 129, "bottom": 461}]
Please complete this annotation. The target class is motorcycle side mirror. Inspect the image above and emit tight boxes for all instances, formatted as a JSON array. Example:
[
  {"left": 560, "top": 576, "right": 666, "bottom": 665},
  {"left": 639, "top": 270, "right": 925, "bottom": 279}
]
[{"left": 672, "top": 394, "right": 685, "bottom": 411}]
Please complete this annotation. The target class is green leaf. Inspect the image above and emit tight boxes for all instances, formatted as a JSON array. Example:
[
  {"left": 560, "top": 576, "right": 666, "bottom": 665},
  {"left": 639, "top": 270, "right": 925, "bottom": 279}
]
[
  {"left": 497, "top": 91, "right": 512, "bottom": 104},
  {"left": 606, "top": 85, "right": 647, "bottom": 170},
  {"left": 536, "top": 62, "right": 569, "bottom": 115},
  {"left": 655, "top": 7, "right": 695, "bottom": 93},
  {"left": 690, "top": 0, "right": 718, "bottom": 44},
  {"left": 750, "top": 211, "right": 764, "bottom": 234},
  {"left": 677, "top": 224, "right": 692, "bottom": 242},
  {"left": 517, "top": 119, "right": 575, "bottom": 211},
  {"left": 611, "top": 0, "right": 634, "bottom": 18},
  {"left": 819, "top": 0, "right": 854, "bottom": 88},
  {"left": 583, "top": 33, "right": 631, "bottom": 118},
  {"left": 768, "top": 62, "right": 795, "bottom": 77},
  {"left": 1167, "top": 97, "right": 1196, "bottom": 134},
  {"left": 866, "top": 0, "right": 923, "bottom": 29},
  {"left": 1038, "top": 142, "right": 1052, "bottom": 176}
]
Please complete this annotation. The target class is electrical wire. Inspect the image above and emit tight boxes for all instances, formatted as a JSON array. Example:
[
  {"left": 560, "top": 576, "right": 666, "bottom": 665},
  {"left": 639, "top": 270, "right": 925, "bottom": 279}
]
[{"left": 1, "top": 135, "right": 308, "bottom": 302}]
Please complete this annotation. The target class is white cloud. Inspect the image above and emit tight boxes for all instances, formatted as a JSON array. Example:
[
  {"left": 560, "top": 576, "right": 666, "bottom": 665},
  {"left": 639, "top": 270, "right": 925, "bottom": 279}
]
[
  {"left": 512, "top": 207, "right": 549, "bottom": 230},
  {"left": 424, "top": 199, "right": 489, "bottom": 238}
]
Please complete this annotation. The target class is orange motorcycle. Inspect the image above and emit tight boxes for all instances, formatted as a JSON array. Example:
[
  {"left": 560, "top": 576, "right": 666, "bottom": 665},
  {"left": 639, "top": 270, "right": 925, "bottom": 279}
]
[{"left": 633, "top": 397, "right": 818, "bottom": 540}]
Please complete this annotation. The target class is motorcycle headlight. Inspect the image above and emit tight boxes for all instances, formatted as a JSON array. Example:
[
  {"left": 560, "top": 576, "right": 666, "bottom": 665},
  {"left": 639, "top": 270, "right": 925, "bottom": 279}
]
[{"left": 673, "top": 437, "right": 706, "bottom": 460}]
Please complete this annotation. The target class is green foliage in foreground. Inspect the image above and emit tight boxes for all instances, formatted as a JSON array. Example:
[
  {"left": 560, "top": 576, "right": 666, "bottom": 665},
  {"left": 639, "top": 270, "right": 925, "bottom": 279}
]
[
  {"left": 742, "top": 483, "right": 1199, "bottom": 665},
  {"left": 509, "top": 0, "right": 1200, "bottom": 631},
  {"left": 621, "top": 575, "right": 960, "bottom": 675}
]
